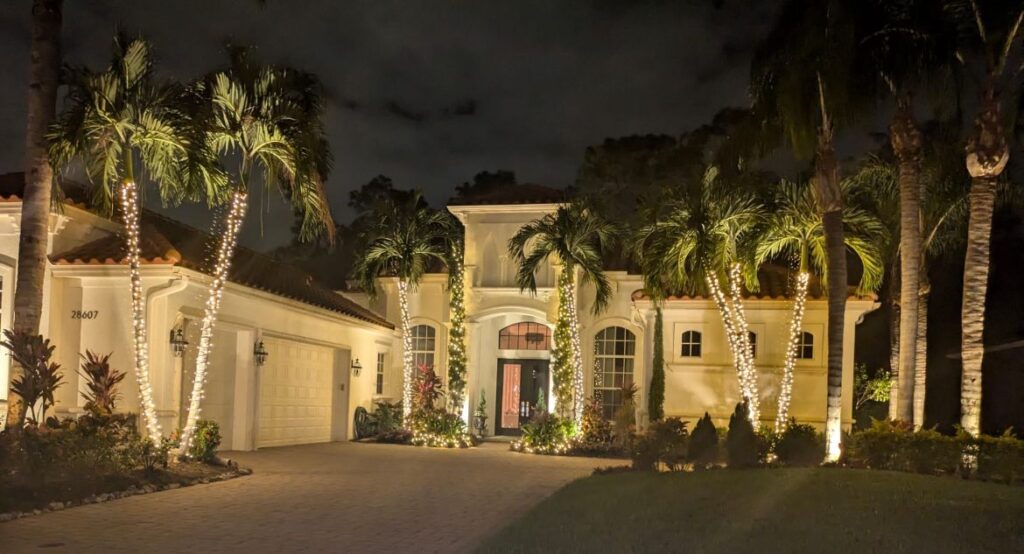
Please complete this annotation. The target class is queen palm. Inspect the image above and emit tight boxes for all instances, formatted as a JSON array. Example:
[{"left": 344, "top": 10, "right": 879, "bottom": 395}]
[
  {"left": 48, "top": 36, "right": 208, "bottom": 440},
  {"left": 352, "top": 193, "right": 450, "bottom": 418},
  {"left": 508, "top": 202, "right": 615, "bottom": 423},
  {"left": 178, "top": 49, "right": 334, "bottom": 452},
  {"left": 633, "top": 167, "right": 763, "bottom": 424},
  {"left": 756, "top": 180, "right": 885, "bottom": 431}
]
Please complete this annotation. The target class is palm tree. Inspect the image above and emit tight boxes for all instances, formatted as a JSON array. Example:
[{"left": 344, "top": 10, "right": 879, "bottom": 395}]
[
  {"left": 632, "top": 167, "right": 763, "bottom": 424},
  {"left": 752, "top": 0, "right": 863, "bottom": 460},
  {"left": 48, "top": 36, "right": 204, "bottom": 440},
  {"left": 178, "top": 48, "right": 334, "bottom": 452},
  {"left": 942, "top": 0, "right": 1024, "bottom": 438},
  {"left": 508, "top": 201, "right": 615, "bottom": 423},
  {"left": 756, "top": 180, "right": 885, "bottom": 431},
  {"left": 444, "top": 218, "right": 468, "bottom": 416},
  {"left": 858, "top": 0, "right": 959, "bottom": 423},
  {"left": 352, "top": 193, "right": 450, "bottom": 418},
  {"left": 8, "top": 0, "right": 62, "bottom": 429}
]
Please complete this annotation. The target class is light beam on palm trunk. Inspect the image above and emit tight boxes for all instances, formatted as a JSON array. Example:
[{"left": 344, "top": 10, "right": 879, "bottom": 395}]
[{"left": 178, "top": 191, "right": 247, "bottom": 452}]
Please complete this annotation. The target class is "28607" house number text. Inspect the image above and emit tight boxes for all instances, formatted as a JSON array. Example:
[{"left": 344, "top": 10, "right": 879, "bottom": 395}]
[{"left": 70, "top": 310, "right": 99, "bottom": 320}]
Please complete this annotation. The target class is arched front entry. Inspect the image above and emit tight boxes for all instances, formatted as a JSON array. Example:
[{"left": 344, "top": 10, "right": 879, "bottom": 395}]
[{"left": 495, "top": 322, "right": 552, "bottom": 435}]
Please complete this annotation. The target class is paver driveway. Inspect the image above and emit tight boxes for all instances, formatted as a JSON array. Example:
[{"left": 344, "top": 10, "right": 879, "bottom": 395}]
[{"left": 0, "top": 441, "right": 617, "bottom": 553}]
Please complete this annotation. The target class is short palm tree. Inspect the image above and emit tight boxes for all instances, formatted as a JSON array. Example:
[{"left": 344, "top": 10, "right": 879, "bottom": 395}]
[
  {"left": 178, "top": 48, "right": 334, "bottom": 452},
  {"left": 352, "top": 192, "right": 451, "bottom": 418},
  {"left": 48, "top": 36, "right": 210, "bottom": 440},
  {"left": 633, "top": 166, "right": 763, "bottom": 424},
  {"left": 756, "top": 180, "right": 886, "bottom": 431},
  {"left": 508, "top": 201, "right": 615, "bottom": 423}
]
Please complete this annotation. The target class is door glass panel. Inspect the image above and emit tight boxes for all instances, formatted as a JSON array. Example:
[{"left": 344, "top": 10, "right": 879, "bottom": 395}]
[{"left": 501, "top": 364, "right": 522, "bottom": 429}]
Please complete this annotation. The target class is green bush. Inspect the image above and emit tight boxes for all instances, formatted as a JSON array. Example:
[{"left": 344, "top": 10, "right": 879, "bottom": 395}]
[
  {"left": 372, "top": 400, "right": 403, "bottom": 434},
  {"left": 726, "top": 402, "right": 760, "bottom": 468},
  {"left": 574, "top": 398, "right": 617, "bottom": 455},
  {"left": 516, "top": 412, "right": 575, "bottom": 454},
  {"left": 688, "top": 412, "right": 718, "bottom": 468},
  {"left": 975, "top": 431, "right": 1024, "bottom": 484},
  {"left": 409, "top": 408, "right": 471, "bottom": 448},
  {"left": 189, "top": 420, "right": 221, "bottom": 462},
  {"left": 774, "top": 421, "right": 824, "bottom": 467},
  {"left": 903, "top": 428, "right": 960, "bottom": 475},
  {"left": 631, "top": 417, "right": 688, "bottom": 471},
  {"left": 844, "top": 419, "right": 911, "bottom": 469}
]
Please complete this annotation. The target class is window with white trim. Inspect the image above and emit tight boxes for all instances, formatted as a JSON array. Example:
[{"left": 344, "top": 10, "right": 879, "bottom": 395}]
[
  {"left": 681, "top": 330, "right": 702, "bottom": 357},
  {"left": 748, "top": 331, "right": 757, "bottom": 358},
  {"left": 375, "top": 352, "right": 386, "bottom": 395},
  {"left": 594, "top": 326, "right": 636, "bottom": 419},
  {"left": 409, "top": 325, "right": 436, "bottom": 370},
  {"left": 798, "top": 331, "right": 814, "bottom": 360}
]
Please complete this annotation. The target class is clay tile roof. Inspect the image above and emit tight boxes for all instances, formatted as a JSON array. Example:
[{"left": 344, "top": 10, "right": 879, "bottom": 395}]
[
  {"left": 49, "top": 210, "right": 393, "bottom": 329},
  {"left": 629, "top": 265, "right": 875, "bottom": 302},
  {"left": 448, "top": 183, "right": 567, "bottom": 206}
]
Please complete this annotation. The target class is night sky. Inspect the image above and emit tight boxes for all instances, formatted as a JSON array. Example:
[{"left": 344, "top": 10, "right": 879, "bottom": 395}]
[{"left": 0, "top": 0, "right": 778, "bottom": 250}]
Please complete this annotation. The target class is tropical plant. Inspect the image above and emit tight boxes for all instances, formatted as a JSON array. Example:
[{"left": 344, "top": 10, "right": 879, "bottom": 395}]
[
  {"left": 412, "top": 363, "right": 444, "bottom": 412},
  {"left": 445, "top": 220, "right": 468, "bottom": 414},
  {"left": 178, "top": 47, "right": 334, "bottom": 451},
  {"left": 352, "top": 192, "right": 450, "bottom": 418},
  {"left": 755, "top": 179, "right": 885, "bottom": 430},
  {"left": 613, "top": 382, "right": 638, "bottom": 449},
  {"left": 632, "top": 417, "right": 689, "bottom": 471},
  {"left": 942, "top": 0, "right": 1024, "bottom": 438},
  {"left": 752, "top": 0, "right": 864, "bottom": 460},
  {"left": 78, "top": 351, "right": 126, "bottom": 416},
  {"left": 188, "top": 419, "right": 221, "bottom": 462},
  {"left": 508, "top": 201, "right": 616, "bottom": 423},
  {"left": 48, "top": 35, "right": 211, "bottom": 441},
  {"left": 854, "top": 364, "right": 893, "bottom": 411},
  {"left": 0, "top": 330, "right": 63, "bottom": 425},
  {"left": 632, "top": 166, "right": 763, "bottom": 423}
]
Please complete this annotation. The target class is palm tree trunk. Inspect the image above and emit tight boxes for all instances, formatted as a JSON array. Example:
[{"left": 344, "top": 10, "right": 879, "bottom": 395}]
[
  {"left": 775, "top": 271, "right": 809, "bottom": 432},
  {"left": 179, "top": 190, "right": 248, "bottom": 453},
  {"left": 565, "top": 270, "right": 585, "bottom": 423},
  {"left": 119, "top": 174, "right": 163, "bottom": 440},
  {"left": 706, "top": 271, "right": 758, "bottom": 424},
  {"left": 913, "top": 284, "right": 929, "bottom": 429},
  {"left": 960, "top": 87, "right": 1008, "bottom": 437},
  {"left": 887, "top": 291, "right": 900, "bottom": 421},
  {"left": 398, "top": 278, "right": 413, "bottom": 419},
  {"left": 8, "top": 0, "right": 62, "bottom": 429},
  {"left": 891, "top": 99, "right": 923, "bottom": 423},
  {"left": 726, "top": 263, "right": 759, "bottom": 423}
]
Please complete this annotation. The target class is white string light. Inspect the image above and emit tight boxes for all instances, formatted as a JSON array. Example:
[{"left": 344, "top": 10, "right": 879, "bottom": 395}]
[
  {"left": 774, "top": 271, "right": 809, "bottom": 432},
  {"left": 706, "top": 268, "right": 759, "bottom": 425},
  {"left": 120, "top": 181, "right": 163, "bottom": 441},
  {"left": 399, "top": 279, "right": 414, "bottom": 419},
  {"left": 179, "top": 190, "right": 247, "bottom": 454},
  {"left": 565, "top": 273, "right": 585, "bottom": 424},
  {"left": 447, "top": 241, "right": 468, "bottom": 419}
]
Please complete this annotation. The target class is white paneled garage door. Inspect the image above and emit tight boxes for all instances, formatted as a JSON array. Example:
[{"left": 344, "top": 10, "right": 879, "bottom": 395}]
[{"left": 256, "top": 337, "right": 335, "bottom": 448}]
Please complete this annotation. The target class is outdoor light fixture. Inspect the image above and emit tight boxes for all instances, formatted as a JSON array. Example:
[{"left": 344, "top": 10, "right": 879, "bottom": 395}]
[
  {"left": 169, "top": 327, "right": 189, "bottom": 358},
  {"left": 254, "top": 340, "right": 269, "bottom": 366},
  {"left": 351, "top": 358, "right": 362, "bottom": 377}
]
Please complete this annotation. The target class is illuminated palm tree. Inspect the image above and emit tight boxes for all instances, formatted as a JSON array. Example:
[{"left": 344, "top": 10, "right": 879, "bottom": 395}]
[
  {"left": 756, "top": 180, "right": 885, "bottom": 431},
  {"left": 49, "top": 36, "right": 215, "bottom": 440},
  {"left": 352, "top": 192, "right": 450, "bottom": 419},
  {"left": 178, "top": 48, "right": 334, "bottom": 452},
  {"left": 633, "top": 167, "right": 763, "bottom": 424},
  {"left": 508, "top": 201, "right": 615, "bottom": 423}
]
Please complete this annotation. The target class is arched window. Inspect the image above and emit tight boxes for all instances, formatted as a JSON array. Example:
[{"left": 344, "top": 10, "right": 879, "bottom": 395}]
[
  {"left": 498, "top": 322, "right": 551, "bottom": 350},
  {"left": 681, "top": 330, "right": 702, "bottom": 357},
  {"left": 748, "top": 331, "right": 758, "bottom": 358},
  {"left": 409, "top": 325, "right": 436, "bottom": 370},
  {"left": 798, "top": 332, "right": 814, "bottom": 360},
  {"left": 594, "top": 326, "right": 636, "bottom": 419}
]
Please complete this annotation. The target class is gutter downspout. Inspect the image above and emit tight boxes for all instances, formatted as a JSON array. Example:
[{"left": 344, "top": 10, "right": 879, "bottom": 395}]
[{"left": 146, "top": 274, "right": 190, "bottom": 431}]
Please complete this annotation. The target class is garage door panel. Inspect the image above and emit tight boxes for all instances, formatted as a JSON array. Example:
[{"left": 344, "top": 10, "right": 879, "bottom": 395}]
[{"left": 256, "top": 338, "right": 335, "bottom": 448}]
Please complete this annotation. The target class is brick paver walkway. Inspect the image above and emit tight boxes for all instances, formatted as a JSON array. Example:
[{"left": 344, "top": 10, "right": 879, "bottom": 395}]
[{"left": 0, "top": 441, "right": 617, "bottom": 553}]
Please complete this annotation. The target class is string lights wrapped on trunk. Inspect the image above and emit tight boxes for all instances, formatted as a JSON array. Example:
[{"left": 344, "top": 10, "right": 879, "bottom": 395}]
[
  {"left": 398, "top": 279, "right": 414, "bottom": 418},
  {"left": 446, "top": 241, "right": 468, "bottom": 418},
  {"left": 178, "top": 190, "right": 248, "bottom": 454},
  {"left": 705, "top": 268, "right": 760, "bottom": 425},
  {"left": 774, "top": 271, "right": 809, "bottom": 432}
]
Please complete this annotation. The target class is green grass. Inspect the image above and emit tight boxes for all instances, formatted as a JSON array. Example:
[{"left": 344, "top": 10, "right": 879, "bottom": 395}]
[{"left": 478, "top": 468, "right": 1024, "bottom": 553}]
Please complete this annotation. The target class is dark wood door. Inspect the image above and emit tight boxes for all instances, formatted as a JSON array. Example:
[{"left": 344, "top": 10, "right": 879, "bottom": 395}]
[{"left": 495, "top": 359, "right": 550, "bottom": 435}]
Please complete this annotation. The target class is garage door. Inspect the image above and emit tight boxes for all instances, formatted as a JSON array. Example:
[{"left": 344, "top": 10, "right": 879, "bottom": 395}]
[{"left": 257, "top": 337, "right": 335, "bottom": 448}]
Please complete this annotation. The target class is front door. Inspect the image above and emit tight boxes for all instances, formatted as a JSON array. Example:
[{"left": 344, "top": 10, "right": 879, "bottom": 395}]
[{"left": 495, "top": 359, "right": 550, "bottom": 435}]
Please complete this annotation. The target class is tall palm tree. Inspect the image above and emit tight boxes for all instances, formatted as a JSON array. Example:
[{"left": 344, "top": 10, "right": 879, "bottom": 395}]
[
  {"left": 444, "top": 217, "right": 468, "bottom": 416},
  {"left": 178, "top": 48, "right": 334, "bottom": 452},
  {"left": 632, "top": 167, "right": 763, "bottom": 424},
  {"left": 752, "top": 0, "right": 863, "bottom": 459},
  {"left": 756, "top": 180, "right": 885, "bottom": 431},
  {"left": 353, "top": 193, "right": 450, "bottom": 418},
  {"left": 942, "top": 0, "right": 1024, "bottom": 438},
  {"left": 48, "top": 36, "right": 206, "bottom": 440},
  {"left": 8, "top": 0, "right": 62, "bottom": 429},
  {"left": 508, "top": 201, "right": 615, "bottom": 423}
]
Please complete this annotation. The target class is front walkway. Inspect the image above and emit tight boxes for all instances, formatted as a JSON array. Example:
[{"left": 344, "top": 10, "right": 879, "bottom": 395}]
[{"left": 0, "top": 441, "right": 616, "bottom": 553}]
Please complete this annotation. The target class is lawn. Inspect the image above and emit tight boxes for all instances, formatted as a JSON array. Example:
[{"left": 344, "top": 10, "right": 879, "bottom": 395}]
[{"left": 477, "top": 468, "right": 1024, "bottom": 553}]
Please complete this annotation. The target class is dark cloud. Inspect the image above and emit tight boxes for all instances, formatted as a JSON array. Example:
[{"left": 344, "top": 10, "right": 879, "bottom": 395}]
[{"left": 0, "top": 0, "right": 778, "bottom": 250}]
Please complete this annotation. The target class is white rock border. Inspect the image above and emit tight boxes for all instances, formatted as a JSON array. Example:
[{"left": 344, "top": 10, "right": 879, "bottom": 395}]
[{"left": 0, "top": 466, "right": 252, "bottom": 523}]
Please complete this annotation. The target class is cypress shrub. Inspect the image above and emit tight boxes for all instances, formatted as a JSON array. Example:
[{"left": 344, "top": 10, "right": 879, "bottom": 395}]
[
  {"left": 726, "top": 402, "right": 759, "bottom": 468},
  {"left": 688, "top": 412, "right": 718, "bottom": 468},
  {"left": 647, "top": 307, "right": 665, "bottom": 422}
]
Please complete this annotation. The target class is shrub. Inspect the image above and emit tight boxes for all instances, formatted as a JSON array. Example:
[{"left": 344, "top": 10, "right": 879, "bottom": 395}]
[
  {"left": 408, "top": 408, "right": 471, "bottom": 448},
  {"left": 688, "top": 412, "right": 718, "bottom": 468},
  {"left": 1, "top": 330, "right": 64, "bottom": 424},
  {"left": 78, "top": 351, "right": 125, "bottom": 416},
  {"left": 613, "top": 383, "right": 638, "bottom": 450},
  {"left": 975, "top": 431, "right": 1024, "bottom": 484},
  {"left": 376, "top": 428, "right": 413, "bottom": 444},
  {"left": 515, "top": 412, "right": 575, "bottom": 454},
  {"left": 843, "top": 419, "right": 913, "bottom": 470},
  {"left": 774, "top": 421, "right": 824, "bottom": 467},
  {"left": 726, "top": 402, "right": 759, "bottom": 468},
  {"left": 189, "top": 420, "right": 221, "bottom": 462},
  {"left": 372, "top": 400, "right": 403, "bottom": 434},
  {"left": 574, "top": 398, "right": 616, "bottom": 454},
  {"left": 903, "top": 428, "right": 960, "bottom": 475},
  {"left": 631, "top": 417, "right": 688, "bottom": 471}
]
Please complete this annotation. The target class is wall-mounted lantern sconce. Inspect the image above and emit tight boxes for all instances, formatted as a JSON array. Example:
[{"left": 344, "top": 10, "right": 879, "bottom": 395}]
[
  {"left": 169, "top": 328, "right": 189, "bottom": 357},
  {"left": 351, "top": 358, "right": 362, "bottom": 377},
  {"left": 254, "top": 340, "right": 269, "bottom": 366}
]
